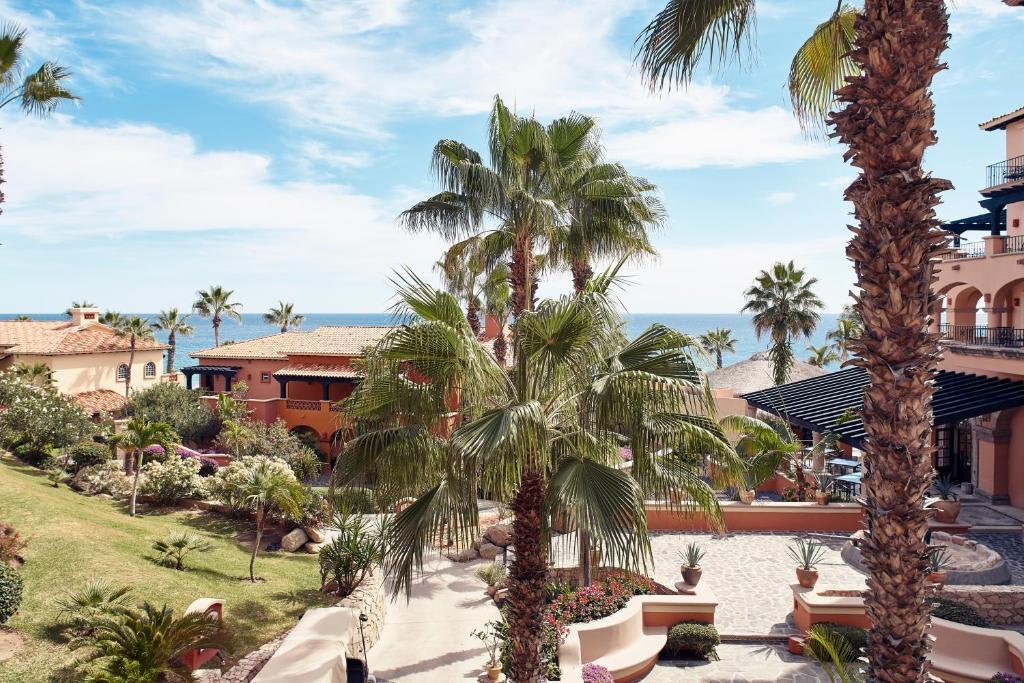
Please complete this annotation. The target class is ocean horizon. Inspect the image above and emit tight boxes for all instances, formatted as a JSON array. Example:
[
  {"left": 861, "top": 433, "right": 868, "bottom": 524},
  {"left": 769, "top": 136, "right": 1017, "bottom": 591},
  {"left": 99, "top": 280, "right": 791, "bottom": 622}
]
[{"left": 4, "top": 312, "right": 842, "bottom": 371}]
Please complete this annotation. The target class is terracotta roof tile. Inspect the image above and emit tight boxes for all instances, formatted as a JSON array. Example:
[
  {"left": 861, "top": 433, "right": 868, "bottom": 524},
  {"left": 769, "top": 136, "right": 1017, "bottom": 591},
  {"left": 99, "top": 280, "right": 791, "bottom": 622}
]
[
  {"left": 273, "top": 364, "right": 362, "bottom": 379},
  {"left": 193, "top": 326, "right": 394, "bottom": 360},
  {"left": 71, "top": 389, "right": 127, "bottom": 414},
  {"left": 0, "top": 321, "right": 168, "bottom": 356},
  {"left": 980, "top": 106, "right": 1024, "bottom": 131}
]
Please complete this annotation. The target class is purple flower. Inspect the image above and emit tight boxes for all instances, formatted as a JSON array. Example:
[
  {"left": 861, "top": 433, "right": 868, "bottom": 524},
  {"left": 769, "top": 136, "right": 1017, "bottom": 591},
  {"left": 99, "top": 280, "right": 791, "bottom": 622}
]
[{"left": 582, "top": 663, "right": 614, "bottom": 683}]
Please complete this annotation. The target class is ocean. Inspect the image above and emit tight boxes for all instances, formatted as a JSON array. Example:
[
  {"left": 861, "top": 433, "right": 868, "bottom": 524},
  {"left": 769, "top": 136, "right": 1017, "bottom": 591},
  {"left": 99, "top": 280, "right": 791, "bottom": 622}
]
[{"left": 7, "top": 312, "right": 841, "bottom": 371}]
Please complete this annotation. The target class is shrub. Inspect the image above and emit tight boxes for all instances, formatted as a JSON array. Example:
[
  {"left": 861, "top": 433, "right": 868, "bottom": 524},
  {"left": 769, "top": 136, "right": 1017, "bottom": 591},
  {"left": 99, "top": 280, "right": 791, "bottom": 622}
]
[
  {"left": 208, "top": 455, "right": 294, "bottom": 510},
  {"left": 544, "top": 580, "right": 575, "bottom": 602},
  {"left": 0, "top": 374, "right": 92, "bottom": 459},
  {"left": 805, "top": 622, "right": 866, "bottom": 662},
  {"left": 73, "top": 461, "right": 132, "bottom": 498},
  {"left": 331, "top": 486, "right": 379, "bottom": 514},
  {"left": 548, "top": 573, "right": 656, "bottom": 626},
  {"left": 68, "top": 440, "right": 112, "bottom": 471},
  {"left": 582, "top": 663, "right": 615, "bottom": 683},
  {"left": 664, "top": 621, "right": 720, "bottom": 659},
  {"left": 140, "top": 456, "right": 206, "bottom": 504},
  {"left": 290, "top": 488, "right": 329, "bottom": 529},
  {"left": 127, "top": 383, "right": 221, "bottom": 444},
  {"left": 319, "top": 512, "right": 388, "bottom": 598},
  {"left": 11, "top": 443, "right": 54, "bottom": 469},
  {"left": 475, "top": 563, "right": 507, "bottom": 587},
  {"left": 55, "top": 582, "right": 133, "bottom": 636},
  {"left": 233, "top": 420, "right": 323, "bottom": 483},
  {"left": 152, "top": 532, "right": 214, "bottom": 570},
  {"left": 932, "top": 597, "right": 989, "bottom": 627},
  {"left": 0, "top": 563, "right": 23, "bottom": 624},
  {"left": 0, "top": 523, "right": 29, "bottom": 565},
  {"left": 283, "top": 446, "right": 322, "bottom": 484}
]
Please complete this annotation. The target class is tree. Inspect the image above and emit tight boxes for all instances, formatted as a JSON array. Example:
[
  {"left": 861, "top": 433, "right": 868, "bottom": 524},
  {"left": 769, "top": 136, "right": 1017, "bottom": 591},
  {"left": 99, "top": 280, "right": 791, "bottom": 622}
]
[
  {"left": 436, "top": 238, "right": 488, "bottom": 336},
  {"left": 807, "top": 344, "right": 839, "bottom": 368},
  {"left": 0, "top": 23, "right": 79, "bottom": 215},
  {"left": 0, "top": 373, "right": 91, "bottom": 458},
  {"left": 126, "top": 383, "right": 220, "bottom": 445},
  {"left": 741, "top": 261, "right": 824, "bottom": 385},
  {"left": 636, "top": 1, "right": 952, "bottom": 678},
  {"left": 226, "top": 457, "right": 304, "bottom": 582},
  {"left": 152, "top": 309, "right": 193, "bottom": 374},
  {"left": 217, "top": 419, "right": 253, "bottom": 457},
  {"left": 263, "top": 301, "right": 304, "bottom": 333},
  {"left": 699, "top": 328, "right": 737, "bottom": 369},
  {"left": 108, "top": 417, "right": 179, "bottom": 517},
  {"left": 483, "top": 263, "right": 512, "bottom": 366},
  {"left": 152, "top": 532, "right": 214, "bottom": 571},
  {"left": 192, "top": 285, "right": 242, "bottom": 347},
  {"left": 334, "top": 270, "right": 737, "bottom": 682},
  {"left": 112, "top": 316, "right": 154, "bottom": 400},
  {"left": 828, "top": 308, "right": 863, "bottom": 363},
  {"left": 65, "top": 300, "right": 95, "bottom": 318},
  {"left": 12, "top": 361, "right": 53, "bottom": 389}
]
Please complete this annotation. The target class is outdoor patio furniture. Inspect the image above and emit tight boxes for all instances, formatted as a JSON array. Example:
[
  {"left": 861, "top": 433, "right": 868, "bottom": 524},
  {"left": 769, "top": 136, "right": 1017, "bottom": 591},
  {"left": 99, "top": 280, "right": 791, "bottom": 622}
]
[
  {"left": 835, "top": 472, "right": 862, "bottom": 498},
  {"left": 251, "top": 607, "right": 355, "bottom": 683},
  {"left": 826, "top": 458, "right": 861, "bottom": 475}
]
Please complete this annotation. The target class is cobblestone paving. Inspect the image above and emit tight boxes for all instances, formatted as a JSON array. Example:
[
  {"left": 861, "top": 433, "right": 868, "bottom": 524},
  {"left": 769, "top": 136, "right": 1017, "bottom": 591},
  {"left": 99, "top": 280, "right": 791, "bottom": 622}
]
[
  {"left": 969, "top": 532, "right": 1024, "bottom": 584},
  {"left": 650, "top": 532, "right": 865, "bottom": 636},
  {"left": 646, "top": 644, "right": 829, "bottom": 682}
]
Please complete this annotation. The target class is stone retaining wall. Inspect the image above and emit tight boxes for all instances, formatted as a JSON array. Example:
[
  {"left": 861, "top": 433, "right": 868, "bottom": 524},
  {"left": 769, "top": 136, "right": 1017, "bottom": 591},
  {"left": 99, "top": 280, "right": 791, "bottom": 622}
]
[{"left": 942, "top": 585, "right": 1024, "bottom": 625}]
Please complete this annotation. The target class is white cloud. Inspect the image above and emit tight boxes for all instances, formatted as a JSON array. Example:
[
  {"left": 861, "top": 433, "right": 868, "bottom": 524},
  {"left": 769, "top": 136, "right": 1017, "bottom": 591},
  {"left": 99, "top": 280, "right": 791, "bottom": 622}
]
[
  {"left": 949, "top": 0, "right": 1024, "bottom": 36},
  {"left": 817, "top": 175, "right": 854, "bottom": 189},
  {"left": 765, "top": 191, "right": 798, "bottom": 205}
]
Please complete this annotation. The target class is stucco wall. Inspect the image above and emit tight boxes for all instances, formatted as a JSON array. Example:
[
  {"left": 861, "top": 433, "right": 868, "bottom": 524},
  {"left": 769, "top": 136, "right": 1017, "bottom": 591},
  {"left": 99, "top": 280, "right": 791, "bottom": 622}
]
[
  {"left": 15, "top": 350, "right": 165, "bottom": 395},
  {"left": 199, "top": 358, "right": 286, "bottom": 398}
]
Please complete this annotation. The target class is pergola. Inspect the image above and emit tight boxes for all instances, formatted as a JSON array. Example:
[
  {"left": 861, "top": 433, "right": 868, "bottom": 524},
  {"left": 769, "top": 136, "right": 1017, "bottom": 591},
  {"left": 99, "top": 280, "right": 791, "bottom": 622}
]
[
  {"left": 180, "top": 365, "right": 241, "bottom": 392},
  {"left": 272, "top": 364, "right": 362, "bottom": 400}
]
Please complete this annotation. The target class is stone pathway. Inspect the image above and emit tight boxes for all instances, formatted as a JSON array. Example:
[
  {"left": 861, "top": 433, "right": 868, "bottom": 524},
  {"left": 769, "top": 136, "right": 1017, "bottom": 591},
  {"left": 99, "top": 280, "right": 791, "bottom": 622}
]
[
  {"left": 969, "top": 532, "right": 1024, "bottom": 584},
  {"left": 646, "top": 643, "right": 829, "bottom": 682},
  {"left": 650, "top": 532, "right": 865, "bottom": 636},
  {"left": 369, "top": 556, "right": 499, "bottom": 682}
]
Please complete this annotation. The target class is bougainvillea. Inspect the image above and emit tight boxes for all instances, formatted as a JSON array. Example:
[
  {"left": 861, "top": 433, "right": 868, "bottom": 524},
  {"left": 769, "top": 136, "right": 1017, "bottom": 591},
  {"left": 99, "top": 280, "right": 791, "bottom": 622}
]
[{"left": 582, "top": 663, "right": 615, "bottom": 683}]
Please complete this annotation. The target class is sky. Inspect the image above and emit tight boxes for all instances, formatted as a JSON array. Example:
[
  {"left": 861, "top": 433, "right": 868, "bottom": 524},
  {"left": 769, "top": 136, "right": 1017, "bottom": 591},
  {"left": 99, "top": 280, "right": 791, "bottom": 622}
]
[{"left": 0, "top": 0, "right": 1022, "bottom": 314}]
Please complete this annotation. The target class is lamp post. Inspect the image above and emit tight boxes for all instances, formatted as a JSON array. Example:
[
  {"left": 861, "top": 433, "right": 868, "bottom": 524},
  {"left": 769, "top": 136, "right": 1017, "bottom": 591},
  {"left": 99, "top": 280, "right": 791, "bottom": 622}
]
[{"left": 358, "top": 612, "right": 370, "bottom": 683}]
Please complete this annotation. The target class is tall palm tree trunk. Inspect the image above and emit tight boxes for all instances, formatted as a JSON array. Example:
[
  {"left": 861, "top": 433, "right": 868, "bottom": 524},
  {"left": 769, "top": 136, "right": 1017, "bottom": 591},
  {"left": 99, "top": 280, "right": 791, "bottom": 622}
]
[
  {"left": 166, "top": 331, "right": 176, "bottom": 374},
  {"left": 571, "top": 260, "right": 593, "bottom": 294},
  {"left": 213, "top": 315, "right": 221, "bottom": 347},
  {"left": 466, "top": 301, "right": 481, "bottom": 337},
  {"left": 129, "top": 449, "right": 142, "bottom": 516},
  {"left": 125, "top": 340, "right": 136, "bottom": 399},
  {"left": 831, "top": 2, "right": 951, "bottom": 680},
  {"left": 493, "top": 332, "right": 507, "bottom": 367},
  {"left": 507, "top": 468, "right": 548, "bottom": 683},
  {"left": 509, "top": 232, "right": 534, "bottom": 316},
  {"left": 716, "top": 349, "right": 723, "bottom": 369}
]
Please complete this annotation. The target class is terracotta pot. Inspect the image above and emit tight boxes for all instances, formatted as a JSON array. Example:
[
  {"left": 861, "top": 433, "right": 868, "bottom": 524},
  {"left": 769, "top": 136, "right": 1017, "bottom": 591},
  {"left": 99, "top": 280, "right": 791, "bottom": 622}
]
[
  {"left": 682, "top": 565, "right": 702, "bottom": 587},
  {"left": 739, "top": 489, "right": 756, "bottom": 504},
  {"left": 927, "top": 571, "right": 948, "bottom": 586},
  {"left": 796, "top": 567, "right": 819, "bottom": 589},
  {"left": 815, "top": 490, "right": 830, "bottom": 506},
  {"left": 932, "top": 500, "right": 961, "bottom": 523},
  {"left": 487, "top": 664, "right": 502, "bottom": 681}
]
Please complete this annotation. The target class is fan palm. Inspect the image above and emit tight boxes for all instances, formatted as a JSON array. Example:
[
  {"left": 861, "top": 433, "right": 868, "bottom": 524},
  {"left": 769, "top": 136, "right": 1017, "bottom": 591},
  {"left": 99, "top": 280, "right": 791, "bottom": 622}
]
[
  {"left": 99, "top": 311, "right": 123, "bottom": 327},
  {"left": 217, "top": 419, "right": 253, "bottom": 457},
  {"left": 636, "top": 2, "right": 951, "bottom": 677},
  {"left": 334, "top": 268, "right": 737, "bottom": 682},
  {"left": 12, "top": 361, "right": 53, "bottom": 389},
  {"left": 0, "top": 22, "right": 79, "bottom": 213},
  {"left": 742, "top": 261, "right": 824, "bottom": 385},
  {"left": 436, "top": 237, "right": 488, "bottom": 336},
  {"left": 56, "top": 581, "right": 133, "bottom": 638},
  {"left": 151, "top": 309, "right": 193, "bottom": 374},
  {"left": 113, "top": 316, "right": 155, "bottom": 400},
  {"left": 263, "top": 301, "right": 304, "bottom": 333},
  {"left": 75, "top": 602, "right": 226, "bottom": 683},
  {"left": 807, "top": 344, "right": 839, "bottom": 368},
  {"left": 699, "top": 328, "right": 738, "bottom": 369},
  {"left": 192, "top": 285, "right": 242, "bottom": 347},
  {"left": 483, "top": 263, "right": 513, "bottom": 365},
  {"left": 828, "top": 314, "right": 862, "bottom": 364},
  {"left": 66, "top": 300, "right": 96, "bottom": 318},
  {"left": 152, "top": 532, "right": 213, "bottom": 571},
  {"left": 108, "top": 417, "right": 179, "bottom": 517}
]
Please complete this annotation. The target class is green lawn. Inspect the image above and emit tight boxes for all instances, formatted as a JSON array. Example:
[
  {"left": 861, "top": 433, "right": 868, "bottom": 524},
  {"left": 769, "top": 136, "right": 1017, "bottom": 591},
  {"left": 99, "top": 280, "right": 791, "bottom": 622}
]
[{"left": 0, "top": 455, "right": 332, "bottom": 683}]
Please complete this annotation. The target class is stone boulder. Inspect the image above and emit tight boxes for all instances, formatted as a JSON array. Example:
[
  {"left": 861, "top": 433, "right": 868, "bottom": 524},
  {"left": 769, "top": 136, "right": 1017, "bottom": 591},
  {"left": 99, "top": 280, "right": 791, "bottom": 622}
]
[
  {"left": 304, "top": 541, "right": 325, "bottom": 554},
  {"left": 281, "top": 528, "right": 309, "bottom": 553},
  {"left": 479, "top": 542, "right": 502, "bottom": 560},
  {"left": 304, "top": 527, "right": 326, "bottom": 544},
  {"left": 446, "top": 547, "right": 480, "bottom": 562},
  {"left": 484, "top": 523, "right": 512, "bottom": 548}
]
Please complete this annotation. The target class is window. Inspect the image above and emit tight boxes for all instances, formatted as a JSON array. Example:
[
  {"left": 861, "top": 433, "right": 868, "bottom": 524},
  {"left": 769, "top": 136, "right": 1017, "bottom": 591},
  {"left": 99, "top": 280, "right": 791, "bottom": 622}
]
[
  {"left": 144, "top": 362, "right": 157, "bottom": 378},
  {"left": 261, "top": 372, "right": 271, "bottom": 383},
  {"left": 116, "top": 364, "right": 128, "bottom": 381}
]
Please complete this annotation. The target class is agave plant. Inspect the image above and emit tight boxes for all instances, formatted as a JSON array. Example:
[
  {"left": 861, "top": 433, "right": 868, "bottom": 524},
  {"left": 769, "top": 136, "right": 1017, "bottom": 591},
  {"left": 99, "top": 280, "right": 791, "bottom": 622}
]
[
  {"left": 926, "top": 546, "right": 951, "bottom": 573},
  {"left": 931, "top": 474, "right": 958, "bottom": 501},
  {"left": 787, "top": 538, "right": 827, "bottom": 571},
  {"left": 55, "top": 582, "right": 133, "bottom": 638},
  {"left": 680, "top": 542, "right": 705, "bottom": 569},
  {"left": 152, "top": 532, "right": 214, "bottom": 571}
]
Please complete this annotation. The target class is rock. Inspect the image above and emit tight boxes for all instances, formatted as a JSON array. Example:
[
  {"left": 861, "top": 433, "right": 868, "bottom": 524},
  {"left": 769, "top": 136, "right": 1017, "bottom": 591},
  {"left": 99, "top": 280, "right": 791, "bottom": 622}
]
[
  {"left": 484, "top": 523, "right": 512, "bottom": 547},
  {"left": 304, "top": 541, "right": 325, "bottom": 554},
  {"left": 281, "top": 528, "right": 309, "bottom": 552},
  {"left": 446, "top": 547, "right": 480, "bottom": 562},
  {"left": 493, "top": 588, "right": 509, "bottom": 606},
  {"left": 304, "top": 527, "right": 326, "bottom": 544},
  {"left": 479, "top": 542, "right": 502, "bottom": 560}
]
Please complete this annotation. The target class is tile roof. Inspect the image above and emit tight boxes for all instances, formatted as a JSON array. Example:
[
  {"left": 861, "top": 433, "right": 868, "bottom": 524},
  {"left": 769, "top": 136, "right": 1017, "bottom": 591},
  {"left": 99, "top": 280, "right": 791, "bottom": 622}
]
[
  {"left": 273, "top": 364, "right": 362, "bottom": 379},
  {"left": 71, "top": 389, "right": 127, "bottom": 415},
  {"left": 0, "top": 320, "right": 168, "bottom": 356},
  {"left": 192, "top": 326, "right": 395, "bottom": 360},
  {"left": 980, "top": 106, "right": 1024, "bottom": 131}
]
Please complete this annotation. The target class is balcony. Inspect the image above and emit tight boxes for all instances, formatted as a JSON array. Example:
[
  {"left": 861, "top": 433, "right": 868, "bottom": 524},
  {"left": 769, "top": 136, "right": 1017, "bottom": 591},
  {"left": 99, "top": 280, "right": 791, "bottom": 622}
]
[
  {"left": 941, "top": 238, "right": 985, "bottom": 260},
  {"left": 985, "top": 154, "right": 1024, "bottom": 191},
  {"left": 940, "top": 324, "right": 1024, "bottom": 349}
]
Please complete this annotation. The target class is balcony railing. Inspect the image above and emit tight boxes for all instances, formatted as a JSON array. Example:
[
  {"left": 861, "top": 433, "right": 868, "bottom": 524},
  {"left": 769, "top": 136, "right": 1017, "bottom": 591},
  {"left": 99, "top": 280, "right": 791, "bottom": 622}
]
[
  {"left": 940, "top": 324, "right": 1024, "bottom": 348},
  {"left": 987, "top": 154, "right": 1024, "bottom": 189},
  {"left": 942, "top": 239, "right": 985, "bottom": 260},
  {"left": 284, "top": 399, "right": 325, "bottom": 411},
  {"left": 1006, "top": 234, "right": 1024, "bottom": 255}
]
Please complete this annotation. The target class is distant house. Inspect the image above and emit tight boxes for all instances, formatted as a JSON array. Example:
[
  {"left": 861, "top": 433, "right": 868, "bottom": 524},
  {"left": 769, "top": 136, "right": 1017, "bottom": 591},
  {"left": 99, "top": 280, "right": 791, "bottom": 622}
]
[{"left": 0, "top": 307, "right": 169, "bottom": 416}]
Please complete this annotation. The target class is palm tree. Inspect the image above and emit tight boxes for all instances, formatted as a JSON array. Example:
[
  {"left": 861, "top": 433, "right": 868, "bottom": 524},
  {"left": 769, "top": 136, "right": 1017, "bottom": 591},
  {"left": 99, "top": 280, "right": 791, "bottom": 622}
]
[
  {"left": 828, "top": 308, "right": 863, "bottom": 363},
  {"left": 226, "top": 458, "right": 304, "bottom": 582},
  {"left": 483, "top": 263, "right": 512, "bottom": 365},
  {"left": 65, "top": 300, "right": 95, "bottom": 318},
  {"left": 699, "top": 328, "right": 738, "bottom": 369},
  {"left": 151, "top": 309, "right": 193, "bottom": 374},
  {"left": 217, "top": 419, "right": 253, "bottom": 457},
  {"left": 334, "top": 270, "right": 736, "bottom": 682},
  {"left": 10, "top": 314, "right": 29, "bottom": 321},
  {"left": 436, "top": 239, "right": 488, "bottom": 336},
  {"left": 807, "top": 344, "right": 839, "bottom": 368},
  {"left": 56, "top": 582, "right": 133, "bottom": 638},
  {"left": 12, "top": 361, "right": 53, "bottom": 389},
  {"left": 0, "top": 23, "right": 79, "bottom": 214},
  {"left": 637, "top": 2, "right": 952, "bottom": 678},
  {"left": 152, "top": 532, "right": 214, "bottom": 571},
  {"left": 741, "top": 261, "right": 824, "bottom": 385},
  {"left": 74, "top": 602, "right": 226, "bottom": 683},
  {"left": 108, "top": 417, "right": 178, "bottom": 517},
  {"left": 263, "top": 301, "right": 304, "bottom": 333},
  {"left": 192, "top": 285, "right": 242, "bottom": 347},
  {"left": 112, "top": 316, "right": 154, "bottom": 399},
  {"left": 99, "top": 311, "right": 123, "bottom": 327}
]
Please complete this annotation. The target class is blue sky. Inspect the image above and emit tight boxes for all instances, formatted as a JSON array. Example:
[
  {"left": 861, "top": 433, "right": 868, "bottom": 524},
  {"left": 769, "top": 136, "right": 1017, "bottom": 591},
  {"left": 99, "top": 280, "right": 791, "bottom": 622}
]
[{"left": 1, "top": 0, "right": 1022, "bottom": 314}]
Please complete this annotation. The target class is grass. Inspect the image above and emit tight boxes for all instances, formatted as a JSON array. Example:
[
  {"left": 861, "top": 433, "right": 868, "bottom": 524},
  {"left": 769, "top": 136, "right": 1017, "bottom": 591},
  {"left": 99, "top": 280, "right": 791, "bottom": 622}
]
[{"left": 0, "top": 454, "right": 332, "bottom": 683}]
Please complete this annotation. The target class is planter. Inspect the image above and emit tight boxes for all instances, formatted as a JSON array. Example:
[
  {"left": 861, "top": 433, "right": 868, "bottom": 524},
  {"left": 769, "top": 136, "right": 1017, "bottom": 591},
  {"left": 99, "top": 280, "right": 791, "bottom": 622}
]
[
  {"left": 814, "top": 490, "right": 830, "bottom": 506},
  {"left": 927, "top": 571, "right": 948, "bottom": 586},
  {"left": 796, "top": 567, "right": 819, "bottom": 589},
  {"left": 681, "top": 565, "right": 702, "bottom": 587},
  {"left": 739, "top": 489, "right": 756, "bottom": 505},
  {"left": 486, "top": 664, "right": 502, "bottom": 681},
  {"left": 787, "top": 635, "right": 805, "bottom": 655},
  {"left": 932, "top": 500, "right": 961, "bottom": 524}
]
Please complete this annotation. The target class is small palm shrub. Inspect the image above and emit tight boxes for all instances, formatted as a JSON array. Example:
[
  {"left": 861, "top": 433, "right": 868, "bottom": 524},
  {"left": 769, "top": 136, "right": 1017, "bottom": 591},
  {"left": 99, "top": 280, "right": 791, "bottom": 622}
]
[
  {"left": 804, "top": 624, "right": 866, "bottom": 682},
  {"left": 140, "top": 456, "right": 206, "bottom": 504},
  {"left": 152, "top": 532, "right": 214, "bottom": 571},
  {"left": 475, "top": 562, "right": 507, "bottom": 587},
  {"left": 319, "top": 512, "right": 387, "bottom": 597},
  {"left": 664, "top": 621, "right": 719, "bottom": 659},
  {"left": 582, "top": 663, "right": 615, "bottom": 683},
  {"left": 805, "top": 622, "right": 866, "bottom": 663},
  {"left": 0, "top": 563, "right": 23, "bottom": 624},
  {"left": 55, "top": 582, "right": 133, "bottom": 637},
  {"left": 0, "top": 522, "right": 29, "bottom": 565},
  {"left": 932, "top": 597, "right": 989, "bottom": 627},
  {"left": 69, "top": 440, "right": 112, "bottom": 472},
  {"left": 73, "top": 461, "right": 132, "bottom": 497}
]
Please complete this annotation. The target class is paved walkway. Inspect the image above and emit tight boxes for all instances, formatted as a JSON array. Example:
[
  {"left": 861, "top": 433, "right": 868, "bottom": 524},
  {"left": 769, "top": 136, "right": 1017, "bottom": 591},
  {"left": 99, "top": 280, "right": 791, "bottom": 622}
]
[
  {"left": 369, "top": 556, "right": 499, "bottom": 682},
  {"left": 648, "top": 643, "right": 830, "bottom": 682}
]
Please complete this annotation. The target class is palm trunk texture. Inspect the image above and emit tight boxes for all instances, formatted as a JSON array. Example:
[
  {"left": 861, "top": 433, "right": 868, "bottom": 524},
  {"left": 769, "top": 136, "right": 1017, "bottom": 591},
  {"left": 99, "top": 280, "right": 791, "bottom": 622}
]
[
  {"left": 167, "top": 331, "right": 176, "bottom": 374},
  {"left": 467, "top": 302, "right": 481, "bottom": 337},
  {"left": 129, "top": 451, "right": 142, "bottom": 516},
  {"left": 507, "top": 468, "right": 548, "bottom": 683},
  {"left": 830, "top": 1, "right": 951, "bottom": 680},
  {"left": 509, "top": 233, "right": 533, "bottom": 316},
  {"left": 571, "top": 260, "right": 593, "bottom": 294}
]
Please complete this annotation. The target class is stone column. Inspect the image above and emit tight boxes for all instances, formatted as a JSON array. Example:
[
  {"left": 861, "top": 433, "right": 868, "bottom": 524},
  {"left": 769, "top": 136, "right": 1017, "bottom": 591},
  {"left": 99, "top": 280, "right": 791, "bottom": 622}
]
[{"left": 974, "top": 421, "right": 1011, "bottom": 505}]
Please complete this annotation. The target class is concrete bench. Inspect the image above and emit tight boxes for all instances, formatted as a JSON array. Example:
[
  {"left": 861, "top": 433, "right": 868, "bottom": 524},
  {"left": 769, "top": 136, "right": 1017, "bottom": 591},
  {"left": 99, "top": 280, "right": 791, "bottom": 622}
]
[
  {"left": 180, "top": 598, "right": 224, "bottom": 671},
  {"left": 929, "top": 617, "right": 1024, "bottom": 683},
  {"left": 791, "top": 584, "right": 870, "bottom": 632},
  {"left": 252, "top": 607, "right": 355, "bottom": 683},
  {"left": 559, "top": 590, "right": 718, "bottom": 683}
]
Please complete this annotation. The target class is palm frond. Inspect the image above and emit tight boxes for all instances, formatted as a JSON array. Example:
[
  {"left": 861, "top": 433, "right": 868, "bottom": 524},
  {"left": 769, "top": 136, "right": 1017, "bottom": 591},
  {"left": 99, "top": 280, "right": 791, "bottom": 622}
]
[{"left": 788, "top": 5, "right": 858, "bottom": 134}]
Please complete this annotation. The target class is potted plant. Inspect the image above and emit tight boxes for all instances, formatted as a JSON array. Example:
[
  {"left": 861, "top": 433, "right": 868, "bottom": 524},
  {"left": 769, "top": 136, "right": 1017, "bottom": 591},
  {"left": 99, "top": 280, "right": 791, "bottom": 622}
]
[
  {"left": 930, "top": 474, "right": 961, "bottom": 523},
  {"left": 787, "top": 538, "right": 827, "bottom": 589},
  {"left": 926, "top": 546, "right": 950, "bottom": 586},
  {"left": 680, "top": 542, "right": 706, "bottom": 587},
  {"left": 471, "top": 621, "right": 504, "bottom": 682},
  {"left": 812, "top": 472, "right": 835, "bottom": 506},
  {"left": 738, "top": 472, "right": 756, "bottom": 504}
]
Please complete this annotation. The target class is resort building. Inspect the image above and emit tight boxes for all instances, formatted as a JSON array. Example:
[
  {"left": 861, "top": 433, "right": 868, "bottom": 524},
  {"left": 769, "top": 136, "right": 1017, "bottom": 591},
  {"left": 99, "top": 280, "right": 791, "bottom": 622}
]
[{"left": 0, "top": 307, "right": 168, "bottom": 416}]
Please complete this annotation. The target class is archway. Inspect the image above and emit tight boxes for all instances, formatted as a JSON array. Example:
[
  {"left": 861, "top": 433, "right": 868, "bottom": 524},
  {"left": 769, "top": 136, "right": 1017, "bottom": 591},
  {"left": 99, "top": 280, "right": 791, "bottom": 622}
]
[{"left": 992, "top": 277, "right": 1024, "bottom": 332}]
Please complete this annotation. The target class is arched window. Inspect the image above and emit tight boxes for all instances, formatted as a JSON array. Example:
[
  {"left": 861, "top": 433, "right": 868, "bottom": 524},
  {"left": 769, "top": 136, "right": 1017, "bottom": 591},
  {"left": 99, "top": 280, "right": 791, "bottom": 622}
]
[
  {"left": 116, "top": 364, "right": 128, "bottom": 381},
  {"left": 144, "top": 361, "right": 157, "bottom": 378}
]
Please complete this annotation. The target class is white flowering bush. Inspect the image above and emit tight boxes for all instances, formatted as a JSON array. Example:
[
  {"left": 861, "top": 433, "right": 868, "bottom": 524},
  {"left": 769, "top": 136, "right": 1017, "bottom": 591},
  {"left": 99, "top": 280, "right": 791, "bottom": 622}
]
[
  {"left": 140, "top": 456, "right": 206, "bottom": 504},
  {"left": 208, "top": 454, "right": 295, "bottom": 510},
  {"left": 0, "top": 374, "right": 92, "bottom": 464},
  {"left": 73, "top": 461, "right": 132, "bottom": 498}
]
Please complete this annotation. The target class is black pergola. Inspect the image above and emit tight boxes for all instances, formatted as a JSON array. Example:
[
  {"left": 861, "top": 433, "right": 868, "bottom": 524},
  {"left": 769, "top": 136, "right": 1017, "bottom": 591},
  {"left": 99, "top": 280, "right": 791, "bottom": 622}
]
[
  {"left": 180, "top": 365, "right": 241, "bottom": 392},
  {"left": 742, "top": 367, "right": 1024, "bottom": 448},
  {"left": 941, "top": 209, "right": 1006, "bottom": 239},
  {"left": 272, "top": 366, "right": 361, "bottom": 400}
]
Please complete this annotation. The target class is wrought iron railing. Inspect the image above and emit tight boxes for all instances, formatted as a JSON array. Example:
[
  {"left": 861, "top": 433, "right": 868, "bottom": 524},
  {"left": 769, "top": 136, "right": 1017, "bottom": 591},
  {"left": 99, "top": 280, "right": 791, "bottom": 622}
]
[
  {"left": 987, "top": 154, "right": 1024, "bottom": 188},
  {"left": 939, "top": 324, "right": 1024, "bottom": 348},
  {"left": 1005, "top": 234, "right": 1024, "bottom": 254},
  {"left": 942, "top": 239, "right": 985, "bottom": 260}
]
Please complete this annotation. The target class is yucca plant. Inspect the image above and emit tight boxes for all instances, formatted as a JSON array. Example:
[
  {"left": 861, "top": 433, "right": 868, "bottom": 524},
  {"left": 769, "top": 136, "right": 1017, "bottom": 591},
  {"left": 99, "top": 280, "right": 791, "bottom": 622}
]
[
  {"left": 152, "top": 532, "right": 214, "bottom": 571},
  {"left": 926, "top": 546, "right": 950, "bottom": 574},
  {"left": 788, "top": 538, "right": 827, "bottom": 571},
  {"left": 681, "top": 542, "right": 705, "bottom": 569},
  {"left": 55, "top": 582, "right": 133, "bottom": 638}
]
